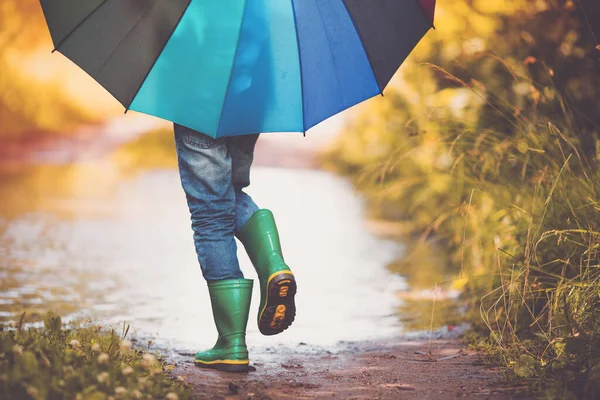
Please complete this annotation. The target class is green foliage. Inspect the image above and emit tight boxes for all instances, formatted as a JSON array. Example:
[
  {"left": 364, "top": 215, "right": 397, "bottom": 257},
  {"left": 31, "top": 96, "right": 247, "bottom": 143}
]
[
  {"left": 0, "top": 312, "right": 190, "bottom": 400},
  {"left": 327, "top": 81, "right": 600, "bottom": 397},
  {"left": 323, "top": 1, "right": 600, "bottom": 398}
]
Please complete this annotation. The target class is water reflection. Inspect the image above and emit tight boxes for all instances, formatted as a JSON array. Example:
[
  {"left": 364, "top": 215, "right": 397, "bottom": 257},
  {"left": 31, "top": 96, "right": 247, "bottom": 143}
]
[{"left": 0, "top": 159, "right": 406, "bottom": 351}]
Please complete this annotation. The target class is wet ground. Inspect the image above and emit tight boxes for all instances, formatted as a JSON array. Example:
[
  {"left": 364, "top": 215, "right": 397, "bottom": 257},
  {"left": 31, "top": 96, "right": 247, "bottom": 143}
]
[{"left": 175, "top": 334, "right": 508, "bottom": 399}]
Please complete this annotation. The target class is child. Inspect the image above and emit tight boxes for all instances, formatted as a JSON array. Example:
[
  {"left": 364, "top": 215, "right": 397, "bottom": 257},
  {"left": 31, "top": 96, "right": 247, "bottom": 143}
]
[{"left": 173, "top": 125, "right": 297, "bottom": 373}]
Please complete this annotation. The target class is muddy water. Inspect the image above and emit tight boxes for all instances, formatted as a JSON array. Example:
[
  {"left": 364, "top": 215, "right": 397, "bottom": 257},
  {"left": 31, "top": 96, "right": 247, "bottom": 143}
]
[{"left": 0, "top": 159, "right": 406, "bottom": 353}]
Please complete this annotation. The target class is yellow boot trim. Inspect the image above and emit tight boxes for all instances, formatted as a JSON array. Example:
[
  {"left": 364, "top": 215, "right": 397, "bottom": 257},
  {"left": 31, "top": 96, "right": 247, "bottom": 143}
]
[
  {"left": 258, "top": 271, "right": 295, "bottom": 323},
  {"left": 194, "top": 359, "right": 249, "bottom": 365}
]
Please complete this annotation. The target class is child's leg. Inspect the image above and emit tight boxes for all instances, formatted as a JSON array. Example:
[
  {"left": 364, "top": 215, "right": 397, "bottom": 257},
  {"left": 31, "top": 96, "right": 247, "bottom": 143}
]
[
  {"left": 174, "top": 124, "right": 243, "bottom": 282},
  {"left": 175, "top": 125, "right": 254, "bottom": 372},
  {"left": 235, "top": 189, "right": 260, "bottom": 235},
  {"left": 228, "top": 134, "right": 297, "bottom": 336},
  {"left": 228, "top": 134, "right": 261, "bottom": 235}
]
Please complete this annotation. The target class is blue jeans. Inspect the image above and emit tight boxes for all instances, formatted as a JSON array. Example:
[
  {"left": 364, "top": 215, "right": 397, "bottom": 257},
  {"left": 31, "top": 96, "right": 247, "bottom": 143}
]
[{"left": 174, "top": 124, "right": 260, "bottom": 282}]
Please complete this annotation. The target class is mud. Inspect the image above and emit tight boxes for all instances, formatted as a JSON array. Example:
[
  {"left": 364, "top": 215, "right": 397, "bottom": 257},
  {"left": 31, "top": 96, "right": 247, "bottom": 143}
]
[{"left": 173, "top": 337, "right": 511, "bottom": 400}]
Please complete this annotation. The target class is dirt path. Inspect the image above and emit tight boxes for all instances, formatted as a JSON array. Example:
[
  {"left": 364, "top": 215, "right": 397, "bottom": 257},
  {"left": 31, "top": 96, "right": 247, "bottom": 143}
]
[{"left": 174, "top": 337, "right": 511, "bottom": 400}]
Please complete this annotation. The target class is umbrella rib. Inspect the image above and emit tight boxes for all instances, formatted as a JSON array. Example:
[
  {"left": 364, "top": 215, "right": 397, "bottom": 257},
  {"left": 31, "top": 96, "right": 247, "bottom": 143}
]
[
  {"left": 126, "top": 0, "right": 193, "bottom": 111},
  {"left": 290, "top": 0, "right": 306, "bottom": 134},
  {"left": 315, "top": 2, "right": 347, "bottom": 121},
  {"left": 216, "top": 0, "right": 250, "bottom": 136},
  {"left": 340, "top": 0, "right": 383, "bottom": 95},
  {"left": 97, "top": 0, "right": 160, "bottom": 78},
  {"left": 52, "top": 0, "right": 110, "bottom": 52}
]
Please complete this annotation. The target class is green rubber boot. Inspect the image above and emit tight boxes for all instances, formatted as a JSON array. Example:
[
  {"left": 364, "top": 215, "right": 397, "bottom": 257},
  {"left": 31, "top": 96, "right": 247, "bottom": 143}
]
[
  {"left": 195, "top": 279, "right": 253, "bottom": 373},
  {"left": 238, "top": 209, "right": 297, "bottom": 336}
]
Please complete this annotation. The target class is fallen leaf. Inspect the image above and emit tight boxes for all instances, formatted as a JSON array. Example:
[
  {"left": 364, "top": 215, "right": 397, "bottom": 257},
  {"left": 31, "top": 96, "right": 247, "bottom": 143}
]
[
  {"left": 228, "top": 383, "right": 240, "bottom": 395},
  {"left": 438, "top": 354, "right": 462, "bottom": 361},
  {"left": 281, "top": 363, "right": 304, "bottom": 370},
  {"left": 398, "top": 386, "right": 416, "bottom": 391}
]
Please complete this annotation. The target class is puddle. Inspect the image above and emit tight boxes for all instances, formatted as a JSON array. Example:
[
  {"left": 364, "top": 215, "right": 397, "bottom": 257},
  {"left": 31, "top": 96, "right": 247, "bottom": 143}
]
[{"left": 0, "top": 160, "right": 407, "bottom": 355}]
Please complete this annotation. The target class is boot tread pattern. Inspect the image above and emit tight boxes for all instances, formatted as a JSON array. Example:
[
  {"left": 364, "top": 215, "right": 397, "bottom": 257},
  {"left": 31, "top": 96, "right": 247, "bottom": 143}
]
[{"left": 259, "top": 272, "right": 296, "bottom": 335}]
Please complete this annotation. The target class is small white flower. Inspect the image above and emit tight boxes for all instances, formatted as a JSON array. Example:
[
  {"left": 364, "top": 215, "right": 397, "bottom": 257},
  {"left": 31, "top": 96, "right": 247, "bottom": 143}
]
[
  {"left": 120, "top": 339, "right": 132, "bottom": 353},
  {"left": 62, "top": 366, "right": 75, "bottom": 375},
  {"left": 26, "top": 386, "right": 38, "bottom": 397},
  {"left": 165, "top": 393, "right": 179, "bottom": 400},
  {"left": 91, "top": 343, "right": 101, "bottom": 352},
  {"left": 121, "top": 366, "right": 134, "bottom": 376},
  {"left": 97, "top": 353, "right": 110, "bottom": 364},
  {"left": 137, "top": 377, "right": 148, "bottom": 389},
  {"left": 12, "top": 344, "right": 23, "bottom": 355},
  {"left": 97, "top": 372, "right": 110, "bottom": 384},
  {"left": 141, "top": 354, "right": 156, "bottom": 369},
  {"left": 8, "top": 320, "right": 16, "bottom": 328},
  {"left": 70, "top": 339, "right": 81, "bottom": 349},
  {"left": 115, "top": 387, "right": 127, "bottom": 396},
  {"left": 131, "top": 390, "right": 143, "bottom": 399}
]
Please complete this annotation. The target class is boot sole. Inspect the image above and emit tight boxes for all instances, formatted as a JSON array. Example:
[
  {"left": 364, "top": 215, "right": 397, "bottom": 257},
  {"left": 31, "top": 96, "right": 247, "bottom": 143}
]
[
  {"left": 258, "top": 271, "right": 296, "bottom": 335},
  {"left": 194, "top": 359, "right": 250, "bottom": 373}
]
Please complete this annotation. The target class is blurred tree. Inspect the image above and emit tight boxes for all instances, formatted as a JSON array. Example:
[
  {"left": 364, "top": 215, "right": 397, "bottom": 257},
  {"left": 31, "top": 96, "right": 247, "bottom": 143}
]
[
  {"left": 0, "top": 0, "right": 46, "bottom": 52},
  {"left": 497, "top": 0, "right": 599, "bottom": 157},
  {"left": 0, "top": 0, "right": 96, "bottom": 140},
  {"left": 424, "top": 0, "right": 600, "bottom": 158},
  {"left": 331, "top": 0, "right": 600, "bottom": 175}
]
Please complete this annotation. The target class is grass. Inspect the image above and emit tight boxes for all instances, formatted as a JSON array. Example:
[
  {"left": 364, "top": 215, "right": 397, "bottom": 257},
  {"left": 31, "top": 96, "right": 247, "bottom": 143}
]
[
  {"left": 0, "top": 312, "right": 190, "bottom": 400},
  {"left": 322, "top": 57, "right": 600, "bottom": 398}
]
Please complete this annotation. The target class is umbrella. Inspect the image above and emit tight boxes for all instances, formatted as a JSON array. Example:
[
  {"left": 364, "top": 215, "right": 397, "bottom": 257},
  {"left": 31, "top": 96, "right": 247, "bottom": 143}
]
[{"left": 40, "top": 0, "right": 436, "bottom": 138}]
